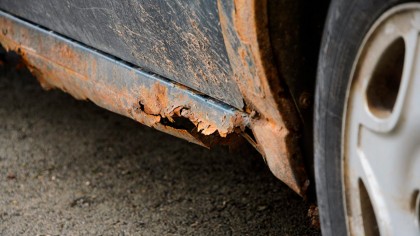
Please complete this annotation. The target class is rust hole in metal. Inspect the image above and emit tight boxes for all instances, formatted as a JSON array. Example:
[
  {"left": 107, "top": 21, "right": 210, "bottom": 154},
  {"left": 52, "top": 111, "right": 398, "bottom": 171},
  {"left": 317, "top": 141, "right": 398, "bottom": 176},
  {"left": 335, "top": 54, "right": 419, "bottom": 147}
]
[
  {"left": 159, "top": 115, "right": 196, "bottom": 131},
  {"left": 138, "top": 101, "right": 145, "bottom": 111},
  {"left": 135, "top": 100, "right": 239, "bottom": 148},
  {"left": 137, "top": 101, "right": 195, "bottom": 131},
  {"left": 0, "top": 45, "right": 21, "bottom": 68}
]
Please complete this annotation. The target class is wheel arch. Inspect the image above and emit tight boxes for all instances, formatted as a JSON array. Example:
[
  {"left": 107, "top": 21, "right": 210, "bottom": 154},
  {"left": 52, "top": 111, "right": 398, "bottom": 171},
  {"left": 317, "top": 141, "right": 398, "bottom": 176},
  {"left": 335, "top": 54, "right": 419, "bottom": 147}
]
[{"left": 217, "top": 0, "right": 331, "bottom": 196}]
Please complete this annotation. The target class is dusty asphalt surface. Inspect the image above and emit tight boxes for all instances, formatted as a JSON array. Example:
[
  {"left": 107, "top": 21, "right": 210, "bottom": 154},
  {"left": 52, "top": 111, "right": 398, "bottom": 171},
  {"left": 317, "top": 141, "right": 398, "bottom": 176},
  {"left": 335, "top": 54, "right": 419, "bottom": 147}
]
[{"left": 0, "top": 64, "right": 320, "bottom": 235}]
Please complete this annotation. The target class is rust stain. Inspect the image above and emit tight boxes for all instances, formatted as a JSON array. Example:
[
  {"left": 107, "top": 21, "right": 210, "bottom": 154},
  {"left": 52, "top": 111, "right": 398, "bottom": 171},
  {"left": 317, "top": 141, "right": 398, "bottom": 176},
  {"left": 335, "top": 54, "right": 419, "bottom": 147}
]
[
  {"left": 133, "top": 82, "right": 245, "bottom": 138},
  {"left": 1, "top": 7, "right": 307, "bottom": 196},
  {"left": 308, "top": 204, "right": 320, "bottom": 229},
  {"left": 218, "top": 0, "right": 308, "bottom": 196},
  {"left": 0, "top": 15, "right": 248, "bottom": 149},
  {"left": 138, "top": 83, "right": 169, "bottom": 116}
]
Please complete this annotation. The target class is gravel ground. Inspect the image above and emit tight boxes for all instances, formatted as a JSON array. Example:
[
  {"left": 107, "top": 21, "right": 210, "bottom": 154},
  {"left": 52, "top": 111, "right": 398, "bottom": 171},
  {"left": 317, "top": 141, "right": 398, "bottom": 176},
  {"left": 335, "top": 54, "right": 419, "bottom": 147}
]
[{"left": 0, "top": 64, "right": 320, "bottom": 235}]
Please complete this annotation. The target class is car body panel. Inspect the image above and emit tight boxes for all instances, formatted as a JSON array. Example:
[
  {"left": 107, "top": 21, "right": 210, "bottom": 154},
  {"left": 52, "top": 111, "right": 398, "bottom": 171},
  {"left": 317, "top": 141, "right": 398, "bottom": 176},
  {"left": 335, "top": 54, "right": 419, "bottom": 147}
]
[
  {"left": 0, "top": 0, "right": 244, "bottom": 109},
  {"left": 0, "top": 11, "right": 249, "bottom": 147},
  {"left": 0, "top": 0, "right": 312, "bottom": 196}
]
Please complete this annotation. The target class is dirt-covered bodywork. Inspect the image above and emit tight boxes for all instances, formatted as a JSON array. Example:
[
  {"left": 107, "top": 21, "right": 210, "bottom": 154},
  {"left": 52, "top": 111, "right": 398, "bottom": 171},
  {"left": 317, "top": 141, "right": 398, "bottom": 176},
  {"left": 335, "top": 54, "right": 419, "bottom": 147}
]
[{"left": 0, "top": 0, "right": 328, "bottom": 196}]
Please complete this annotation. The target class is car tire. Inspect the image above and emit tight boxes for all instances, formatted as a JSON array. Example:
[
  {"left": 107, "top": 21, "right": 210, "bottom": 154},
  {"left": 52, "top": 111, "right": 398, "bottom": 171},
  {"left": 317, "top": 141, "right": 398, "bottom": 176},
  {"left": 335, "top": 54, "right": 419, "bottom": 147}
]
[{"left": 314, "top": 0, "right": 415, "bottom": 235}]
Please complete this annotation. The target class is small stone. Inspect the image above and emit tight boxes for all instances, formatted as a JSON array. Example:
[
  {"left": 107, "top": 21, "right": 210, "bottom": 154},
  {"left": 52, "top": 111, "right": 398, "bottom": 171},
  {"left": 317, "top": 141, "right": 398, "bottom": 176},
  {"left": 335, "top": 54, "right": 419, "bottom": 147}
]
[
  {"left": 7, "top": 172, "right": 16, "bottom": 180},
  {"left": 257, "top": 205, "right": 268, "bottom": 211}
]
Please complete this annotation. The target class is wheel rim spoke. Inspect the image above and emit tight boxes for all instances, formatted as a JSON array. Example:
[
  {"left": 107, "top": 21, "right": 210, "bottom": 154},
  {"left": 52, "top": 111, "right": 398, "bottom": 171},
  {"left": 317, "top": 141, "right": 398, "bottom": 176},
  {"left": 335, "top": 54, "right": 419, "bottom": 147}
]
[{"left": 344, "top": 5, "right": 420, "bottom": 235}]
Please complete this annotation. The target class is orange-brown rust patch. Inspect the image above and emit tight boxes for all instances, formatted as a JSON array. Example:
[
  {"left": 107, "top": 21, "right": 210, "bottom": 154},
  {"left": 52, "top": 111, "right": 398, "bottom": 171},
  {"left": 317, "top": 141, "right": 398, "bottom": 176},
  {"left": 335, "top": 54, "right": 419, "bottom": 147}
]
[
  {"left": 233, "top": 0, "right": 253, "bottom": 44},
  {"left": 138, "top": 83, "right": 169, "bottom": 116},
  {"left": 308, "top": 204, "right": 320, "bottom": 229},
  {"left": 0, "top": 15, "right": 248, "bottom": 150},
  {"left": 218, "top": 0, "right": 308, "bottom": 196},
  {"left": 134, "top": 82, "right": 245, "bottom": 138}
]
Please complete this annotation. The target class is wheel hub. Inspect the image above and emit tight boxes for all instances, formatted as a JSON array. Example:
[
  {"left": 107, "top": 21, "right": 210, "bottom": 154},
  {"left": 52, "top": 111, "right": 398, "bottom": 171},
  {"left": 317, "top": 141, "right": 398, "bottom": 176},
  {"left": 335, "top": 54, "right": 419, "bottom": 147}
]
[{"left": 344, "top": 4, "right": 420, "bottom": 235}]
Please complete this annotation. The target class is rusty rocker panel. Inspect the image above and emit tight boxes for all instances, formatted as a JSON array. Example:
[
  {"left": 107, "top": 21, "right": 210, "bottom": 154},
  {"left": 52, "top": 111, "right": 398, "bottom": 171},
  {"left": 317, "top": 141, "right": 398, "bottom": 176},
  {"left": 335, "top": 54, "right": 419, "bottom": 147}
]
[
  {"left": 0, "top": 0, "right": 309, "bottom": 197},
  {"left": 0, "top": 11, "right": 249, "bottom": 148}
]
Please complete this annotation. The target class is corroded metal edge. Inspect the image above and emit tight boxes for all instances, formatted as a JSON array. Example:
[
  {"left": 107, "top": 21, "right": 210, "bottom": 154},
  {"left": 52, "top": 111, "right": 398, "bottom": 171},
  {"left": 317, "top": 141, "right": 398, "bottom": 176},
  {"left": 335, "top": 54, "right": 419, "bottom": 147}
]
[
  {"left": 218, "top": 0, "right": 309, "bottom": 196},
  {"left": 0, "top": 11, "right": 249, "bottom": 148},
  {"left": 0, "top": 3, "right": 310, "bottom": 196}
]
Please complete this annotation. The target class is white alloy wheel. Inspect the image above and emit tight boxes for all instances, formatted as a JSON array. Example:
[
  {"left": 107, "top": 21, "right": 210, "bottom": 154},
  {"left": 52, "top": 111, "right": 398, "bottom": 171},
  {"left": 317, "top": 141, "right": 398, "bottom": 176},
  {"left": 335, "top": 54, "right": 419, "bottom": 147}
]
[{"left": 344, "top": 4, "right": 420, "bottom": 235}]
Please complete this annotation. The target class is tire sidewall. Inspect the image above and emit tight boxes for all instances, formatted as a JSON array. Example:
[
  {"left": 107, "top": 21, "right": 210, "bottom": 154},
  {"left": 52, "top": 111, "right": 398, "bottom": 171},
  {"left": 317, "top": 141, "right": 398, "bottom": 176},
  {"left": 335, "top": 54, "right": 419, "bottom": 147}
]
[{"left": 314, "top": 0, "right": 412, "bottom": 235}]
